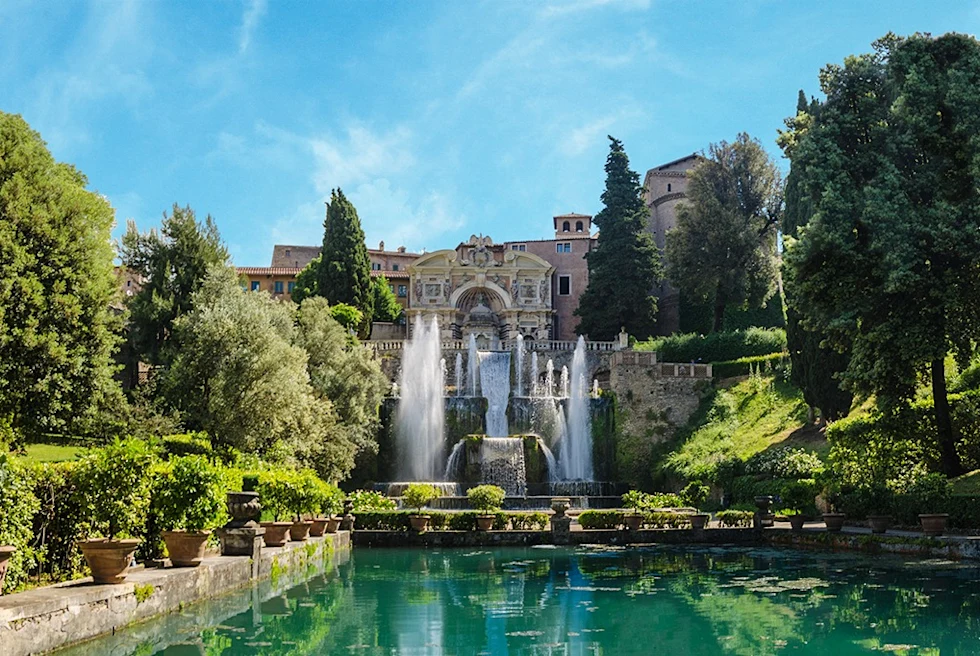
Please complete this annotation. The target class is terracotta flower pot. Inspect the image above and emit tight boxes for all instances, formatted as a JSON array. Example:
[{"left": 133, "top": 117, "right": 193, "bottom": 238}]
[
  {"left": 309, "top": 518, "right": 328, "bottom": 537},
  {"left": 409, "top": 514, "right": 430, "bottom": 532},
  {"left": 325, "top": 517, "right": 342, "bottom": 534},
  {"left": 690, "top": 513, "right": 710, "bottom": 530},
  {"left": 77, "top": 538, "right": 141, "bottom": 584},
  {"left": 868, "top": 515, "right": 891, "bottom": 534},
  {"left": 788, "top": 515, "right": 806, "bottom": 532},
  {"left": 823, "top": 512, "right": 846, "bottom": 532},
  {"left": 476, "top": 515, "right": 495, "bottom": 531},
  {"left": 162, "top": 530, "right": 210, "bottom": 567},
  {"left": 289, "top": 521, "right": 313, "bottom": 542},
  {"left": 0, "top": 546, "right": 16, "bottom": 594},
  {"left": 624, "top": 513, "right": 643, "bottom": 531},
  {"left": 260, "top": 522, "right": 293, "bottom": 547},
  {"left": 919, "top": 513, "right": 949, "bottom": 537}
]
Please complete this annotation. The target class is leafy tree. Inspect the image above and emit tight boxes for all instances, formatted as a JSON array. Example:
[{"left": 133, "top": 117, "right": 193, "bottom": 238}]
[
  {"left": 784, "top": 33, "right": 980, "bottom": 475},
  {"left": 165, "top": 267, "right": 357, "bottom": 480},
  {"left": 576, "top": 136, "right": 661, "bottom": 340},
  {"left": 316, "top": 189, "right": 373, "bottom": 335},
  {"left": 665, "top": 133, "right": 782, "bottom": 333},
  {"left": 291, "top": 255, "right": 320, "bottom": 304},
  {"left": 371, "top": 276, "right": 403, "bottom": 324},
  {"left": 295, "top": 297, "right": 389, "bottom": 466},
  {"left": 120, "top": 204, "right": 228, "bottom": 366},
  {"left": 0, "top": 112, "right": 122, "bottom": 441},
  {"left": 330, "top": 303, "right": 363, "bottom": 331},
  {"left": 780, "top": 91, "right": 853, "bottom": 423}
]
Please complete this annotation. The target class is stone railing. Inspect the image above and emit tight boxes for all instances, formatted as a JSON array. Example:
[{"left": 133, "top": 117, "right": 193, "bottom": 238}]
[
  {"left": 611, "top": 351, "right": 712, "bottom": 378},
  {"left": 369, "top": 339, "right": 620, "bottom": 353}
]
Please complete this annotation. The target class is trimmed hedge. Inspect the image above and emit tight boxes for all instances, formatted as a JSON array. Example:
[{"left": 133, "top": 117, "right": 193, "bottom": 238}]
[
  {"left": 716, "top": 510, "right": 753, "bottom": 527},
  {"left": 712, "top": 354, "right": 787, "bottom": 379},
  {"left": 635, "top": 328, "right": 786, "bottom": 363},
  {"left": 577, "top": 510, "right": 694, "bottom": 530},
  {"left": 353, "top": 511, "right": 549, "bottom": 531}
]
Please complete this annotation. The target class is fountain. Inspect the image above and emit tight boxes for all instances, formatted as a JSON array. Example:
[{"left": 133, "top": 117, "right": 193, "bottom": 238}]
[
  {"left": 558, "top": 337, "right": 594, "bottom": 482},
  {"left": 515, "top": 334, "right": 524, "bottom": 398},
  {"left": 454, "top": 354, "right": 463, "bottom": 396},
  {"left": 478, "top": 350, "right": 511, "bottom": 437},
  {"left": 480, "top": 437, "right": 527, "bottom": 496},
  {"left": 560, "top": 366, "right": 569, "bottom": 399},
  {"left": 530, "top": 352, "right": 539, "bottom": 397},
  {"left": 394, "top": 316, "right": 447, "bottom": 482},
  {"left": 467, "top": 334, "right": 479, "bottom": 396}
]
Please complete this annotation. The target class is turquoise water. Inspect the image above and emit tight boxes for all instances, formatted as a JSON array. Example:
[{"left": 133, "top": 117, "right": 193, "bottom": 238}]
[{"left": 70, "top": 545, "right": 980, "bottom": 655}]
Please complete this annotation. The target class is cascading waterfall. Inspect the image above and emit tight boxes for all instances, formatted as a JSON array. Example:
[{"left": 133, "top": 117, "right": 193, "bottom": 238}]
[
  {"left": 480, "top": 437, "right": 526, "bottom": 496},
  {"left": 558, "top": 336, "right": 593, "bottom": 481},
  {"left": 445, "top": 440, "right": 466, "bottom": 481},
  {"left": 539, "top": 438, "right": 560, "bottom": 484},
  {"left": 467, "top": 334, "right": 479, "bottom": 396},
  {"left": 515, "top": 334, "right": 524, "bottom": 397},
  {"left": 395, "top": 316, "right": 445, "bottom": 481},
  {"left": 478, "top": 350, "right": 511, "bottom": 437},
  {"left": 455, "top": 354, "right": 463, "bottom": 396}
]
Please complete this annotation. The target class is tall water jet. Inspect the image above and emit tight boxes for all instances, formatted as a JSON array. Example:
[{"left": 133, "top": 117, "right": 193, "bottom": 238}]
[
  {"left": 479, "top": 351, "right": 512, "bottom": 437},
  {"left": 558, "top": 336, "right": 593, "bottom": 481},
  {"left": 545, "top": 360, "right": 555, "bottom": 398},
  {"left": 560, "top": 366, "right": 569, "bottom": 399},
  {"left": 592, "top": 379, "right": 600, "bottom": 398},
  {"left": 395, "top": 316, "right": 445, "bottom": 481},
  {"left": 530, "top": 352, "right": 539, "bottom": 397},
  {"left": 515, "top": 334, "right": 525, "bottom": 397},
  {"left": 467, "top": 334, "right": 479, "bottom": 396},
  {"left": 455, "top": 354, "right": 463, "bottom": 396}
]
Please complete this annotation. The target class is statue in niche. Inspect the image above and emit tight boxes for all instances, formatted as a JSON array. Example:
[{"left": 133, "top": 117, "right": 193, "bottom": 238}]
[
  {"left": 511, "top": 280, "right": 519, "bottom": 300},
  {"left": 414, "top": 281, "right": 423, "bottom": 301},
  {"left": 539, "top": 279, "right": 548, "bottom": 304}
]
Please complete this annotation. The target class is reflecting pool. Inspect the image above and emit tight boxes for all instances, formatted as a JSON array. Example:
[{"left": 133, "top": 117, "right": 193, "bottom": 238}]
[{"left": 65, "top": 545, "right": 980, "bottom": 655}]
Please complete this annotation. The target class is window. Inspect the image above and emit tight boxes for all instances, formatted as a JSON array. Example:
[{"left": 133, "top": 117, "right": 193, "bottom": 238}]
[
  {"left": 558, "top": 275, "right": 571, "bottom": 296},
  {"left": 556, "top": 243, "right": 571, "bottom": 253},
  {"left": 126, "top": 280, "right": 131, "bottom": 287},
  {"left": 274, "top": 281, "right": 284, "bottom": 294},
  {"left": 511, "top": 244, "right": 526, "bottom": 251},
  {"left": 372, "top": 262, "right": 382, "bottom": 271},
  {"left": 667, "top": 183, "right": 672, "bottom": 192},
  {"left": 393, "top": 264, "right": 399, "bottom": 271},
  {"left": 397, "top": 285, "right": 407, "bottom": 297},
  {"left": 389, "top": 285, "right": 395, "bottom": 293},
  {"left": 562, "top": 220, "right": 570, "bottom": 232},
  {"left": 288, "top": 281, "right": 296, "bottom": 293},
  {"left": 250, "top": 281, "right": 260, "bottom": 291},
  {"left": 285, "top": 248, "right": 291, "bottom": 257},
  {"left": 575, "top": 221, "right": 583, "bottom": 232}
]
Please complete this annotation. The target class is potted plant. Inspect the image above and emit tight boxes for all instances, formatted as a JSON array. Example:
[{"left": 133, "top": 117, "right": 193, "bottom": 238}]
[
  {"left": 155, "top": 455, "right": 224, "bottom": 567},
  {"left": 403, "top": 484, "right": 440, "bottom": 532},
  {"left": 907, "top": 472, "right": 952, "bottom": 537},
  {"left": 682, "top": 482, "right": 711, "bottom": 530},
  {"left": 285, "top": 471, "right": 319, "bottom": 542},
  {"left": 919, "top": 513, "right": 950, "bottom": 536},
  {"left": 309, "top": 479, "right": 342, "bottom": 536},
  {"left": 256, "top": 473, "right": 294, "bottom": 547},
  {"left": 621, "top": 490, "right": 648, "bottom": 531},
  {"left": 75, "top": 439, "right": 155, "bottom": 584},
  {"left": 780, "top": 479, "right": 817, "bottom": 533},
  {"left": 467, "top": 485, "right": 505, "bottom": 531}
]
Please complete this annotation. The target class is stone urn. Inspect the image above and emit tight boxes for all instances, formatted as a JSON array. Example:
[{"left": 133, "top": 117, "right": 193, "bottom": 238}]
[
  {"left": 823, "top": 512, "right": 846, "bottom": 532},
  {"left": 690, "top": 513, "right": 710, "bottom": 531},
  {"left": 754, "top": 496, "right": 774, "bottom": 514},
  {"left": 623, "top": 513, "right": 643, "bottom": 531},
  {"left": 289, "top": 520, "right": 313, "bottom": 542},
  {"left": 325, "top": 516, "right": 342, "bottom": 534},
  {"left": 77, "top": 538, "right": 142, "bottom": 584},
  {"left": 340, "top": 498, "right": 356, "bottom": 531},
  {"left": 309, "top": 518, "right": 328, "bottom": 537},
  {"left": 162, "top": 530, "right": 210, "bottom": 567},
  {"left": 410, "top": 514, "right": 431, "bottom": 532},
  {"left": 919, "top": 513, "right": 949, "bottom": 537},
  {"left": 260, "top": 522, "right": 293, "bottom": 547},
  {"left": 0, "top": 546, "right": 15, "bottom": 594},
  {"left": 476, "top": 515, "right": 495, "bottom": 531},
  {"left": 788, "top": 515, "right": 806, "bottom": 532},
  {"left": 551, "top": 497, "right": 571, "bottom": 518},
  {"left": 868, "top": 515, "right": 891, "bottom": 534},
  {"left": 226, "top": 491, "right": 261, "bottom": 527}
]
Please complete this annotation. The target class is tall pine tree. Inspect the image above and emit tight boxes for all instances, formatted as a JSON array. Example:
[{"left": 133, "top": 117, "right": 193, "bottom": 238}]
[
  {"left": 316, "top": 189, "right": 373, "bottom": 335},
  {"left": 575, "top": 137, "right": 661, "bottom": 340}
]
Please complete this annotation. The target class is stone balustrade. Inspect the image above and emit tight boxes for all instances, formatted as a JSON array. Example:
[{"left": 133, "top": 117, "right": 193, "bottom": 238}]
[{"left": 368, "top": 339, "right": 620, "bottom": 353}]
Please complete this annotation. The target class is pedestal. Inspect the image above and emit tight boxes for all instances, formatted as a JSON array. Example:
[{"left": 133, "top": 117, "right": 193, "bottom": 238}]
[
  {"left": 219, "top": 526, "right": 265, "bottom": 578},
  {"left": 550, "top": 516, "right": 571, "bottom": 545},
  {"left": 753, "top": 513, "right": 775, "bottom": 529}
]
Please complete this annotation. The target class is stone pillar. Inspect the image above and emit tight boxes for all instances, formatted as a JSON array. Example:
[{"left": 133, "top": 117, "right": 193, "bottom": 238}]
[
  {"left": 550, "top": 497, "right": 571, "bottom": 545},
  {"left": 219, "top": 491, "right": 266, "bottom": 579}
]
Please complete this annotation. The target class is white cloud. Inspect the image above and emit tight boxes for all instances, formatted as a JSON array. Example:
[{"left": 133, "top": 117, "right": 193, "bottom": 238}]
[
  {"left": 309, "top": 125, "right": 414, "bottom": 193},
  {"left": 557, "top": 106, "right": 646, "bottom": 156},
  {"left": 239, "top": 0, "right": 267, "bottom": 53},
  {"left": 348, "top": 179, "right": 465, "bottom": 252},
  {"left": 539, "top": 0, "right": 651, "bottom": 19}
]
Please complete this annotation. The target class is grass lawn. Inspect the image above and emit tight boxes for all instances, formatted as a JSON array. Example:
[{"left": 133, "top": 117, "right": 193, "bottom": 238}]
[
  {"left": 19, "top": 442, "right": 87, "bottom": 463},
  {"left": 951, "top": 470, "right": 980, "bottom": 496}
]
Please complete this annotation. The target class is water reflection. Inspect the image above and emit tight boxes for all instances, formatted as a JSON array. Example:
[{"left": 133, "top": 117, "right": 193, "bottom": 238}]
[{"left": 76, "top": 546, "right": 980, "bottom": 655}]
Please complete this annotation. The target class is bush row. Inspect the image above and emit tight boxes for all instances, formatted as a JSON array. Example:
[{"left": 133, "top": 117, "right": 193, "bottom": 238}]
[
  {"left": 636, "top": 328, "right": 786, "bottom": 363},
  {"left": 353, "top": 511, "right": 549, "bottom": 531},
  {"left": 711, "top": 353, "right": 787, "bottom": 379},
  {"left": 576, "top": 510, "right": 693, "bottom": 530}
]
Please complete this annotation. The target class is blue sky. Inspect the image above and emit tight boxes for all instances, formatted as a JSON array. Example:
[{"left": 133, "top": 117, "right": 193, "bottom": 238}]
[{"left": 2, "top": 1, "right": 978, "bottom": 265}]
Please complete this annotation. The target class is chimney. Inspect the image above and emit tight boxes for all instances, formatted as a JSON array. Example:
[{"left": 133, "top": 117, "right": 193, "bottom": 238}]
[
  {"left": 379, "top": 240, "right": 385, "bottom": 251},
  {"left": 397, "top": 246, "right": 406, "bottom": 253}
]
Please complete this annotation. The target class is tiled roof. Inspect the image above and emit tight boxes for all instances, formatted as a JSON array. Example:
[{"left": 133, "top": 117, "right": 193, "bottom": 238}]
[
  {"left": 554, "top": 212, "right": 592, "bottom": 219},
  {"left": 237, "top": 267, "right": 302, "bottom": 276},
  {"left": 371, "top": 270, "right": 410, "bottom": 278}
]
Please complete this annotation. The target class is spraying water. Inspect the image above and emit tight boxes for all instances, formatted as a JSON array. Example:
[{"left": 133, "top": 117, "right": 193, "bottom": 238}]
[
  {"left": 454, "top": 354, "right": 463, "bottom": 396},
  {"left": 395, "top": 316, "right": 445, "bottom": 481},
  {"left": 515, "top": 334, "right": 525, "bottom": 397},
  {"left": 592, "top": 379, "right": 600, "bottom": 398},
  {"left": 444, "top": 440, "right": 466, "bottom": 480},
  {"left": 545, "top": 359, "right": 555, "bottom": 398},
  {"left": 539, "top": 438, "right": 560, "bottom": 483},
  {"left": 560, "top": 366, "right": 569, "bottom": 399},
  {"left": 467, "top": 334, "right": 479, "bottom": 396},
  {"left": 530, "top": 352, "right": 539, "bottom": 397},
  {"left": 559, "top": 336, "right": 593, "bottom": 481},
  {"left": 479, "top": 351, "right": 512, "bottom": 437}
]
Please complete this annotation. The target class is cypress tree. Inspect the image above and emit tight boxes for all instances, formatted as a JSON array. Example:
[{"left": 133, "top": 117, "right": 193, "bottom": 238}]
[
  {"left": 575, "top": 137, "right": 661, "bottom": 340},
  {"left": 316, "top": 189, "right": 373, "bottom": 334}
]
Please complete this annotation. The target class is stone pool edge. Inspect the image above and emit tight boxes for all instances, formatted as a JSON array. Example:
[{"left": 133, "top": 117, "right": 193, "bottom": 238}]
[{"left": 0, "top": 531, "right": 350, "bottom": 656}]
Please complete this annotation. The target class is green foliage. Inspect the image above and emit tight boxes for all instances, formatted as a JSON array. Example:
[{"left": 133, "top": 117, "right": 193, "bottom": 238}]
[
  {"left": 371, "top": 276, "right": 403, "bottom": 324},
  {"left": 0, "top": 112, "right": 122, "bottom": 441},
  {"left": 785, "top": 305, "right": 853, "bottom": 422},
  {"left": 121, "top": 203, "right": 229, "bottom": 367},
  {"left": 575, "top": 136, "right": 661, "bottom": 340},
  {"left": 0, "top": 453, "right": 40, "bottom": 592},
  {"left": 74, "top": 438, "right": 157, "bottom": 539},
  {"left": 256, "top": 472, "right": 292, "bottom": 522},
  {"left": 779, "top": 478, "right": 818, "bottom": 516},
  {"left": 745, "top": 447, "right": 823, "bottom": 480},
  {"left": 577, "top": 510, "right": 623, "bottom": 529},
  {"left": 282, "top": 470, "right": 325, "bottom": 520},
  {"left": 290, "top": 255, "right": 320, "bottom": 304},
  {"left": 729, "top": 476, "right": 793, "bottom": 505},
  {"left": 329, "top": 303, "right": 363, "bottom": 331},
  {"left": 133, "top": 583, "right": 154, "bottom": 604},
  {"left": 666, "top": 133, "right": 782, "bottom": 333},
  {"left": 716, "top": 510, "right": 753, "bottom": 528},
  {"left": 153, "top": 455, "right": 225, "bottom": 531},
  {"left": 353, "top": 510, "right": 544, "bottom": 531},
  {"left": 621, "top": 490, "right": 684, "bottom": 511},
  {"left": 711, "top": 354, "right": 787, "bottom": 379},
  {"left": 835, "top": 474, "right": 954, "bottom": 526},
  {"left": 466, "top": 485, "right": 506, "bottom": 513},
  {"left": 349, "top": 489, "right": 396, "bottom": 511},
  {"left": 635, "top": 328, "right": 786, "bottom": 363},
  {"left": 316, "top": 189, "right": 374, "bottom": 336},
  {"left": 621, "top": 490, "right": 647, "bottom": 512},
  {"left": 680, "top": 482, "right": 710, "bottom": 509},
  {"left": 161, "top": 432, "right": 212, "bottom": 457},
  {"left": 402, "top": 483, "right": 440, "bottom": 514}
]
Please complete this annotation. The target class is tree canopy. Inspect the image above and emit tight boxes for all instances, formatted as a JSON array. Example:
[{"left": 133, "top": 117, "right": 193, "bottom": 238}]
[
  {"left": 665, "top": 133, "right": 782, "bottom": 333},
  {"left": 316, "top": 189, "right": 373, "bottom": 335},
  {"left": 575, "top": 136, "right": 661, "bottom": 340},
  {"left": 371, "top": 276, "right": 403, "bottom": 324},
  {"left": 0, "top": 112, "right": 121, "bottom": 440},
  {"left": 783, "top": 33, "right": 980, "bottom": 475},
  {"left": 120, "top": 204, "right": 228, "bottom": 366}
]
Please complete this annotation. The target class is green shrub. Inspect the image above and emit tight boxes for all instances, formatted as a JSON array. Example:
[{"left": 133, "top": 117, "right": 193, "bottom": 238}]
[
  {"left": 402, "top": 483, "right": 440, "bottom": 514},
  {"left": 161, "top": 432, "right": 212, "bottom": 457},
  {"left": 621, "top": 490, "right": 647, "bottom": 512},
  {"left": 283, "top": 470, "right": 323, "bottom": 521},
  {"left": 74, "top": 438, "right": 157, "bottom": 539},
  {"left": 153, "top": 455, "right": 225, "bottom": 532},
  {"left": 745, "top": 447, "right": 823, "bottom": 479},
  {"left": 635, "top": 328, "right": 786, "bottom": 363},
  {"left": 0, "top": 453, "right": 40, "bottom": 592},
  {"left": 730, "top": 476, "right": 791, "bottom": 505},
  {"left": 509, "top": 512, "right": 549, "bottom": 530},
  {"left": 647, "top": 492, "right": 685, "bottom": 508},
  {"left": 313, "top": 479, "right": 344, "bottom": 517},
  {"left": 779, "top": 478, "right": 818, "bottom": 516},
  {"left": 256, "top": 472, "right": 293, "bottom": 521},
  {"left": 711, "top": 354, "right": 787, "bottom": 378},
  {"left": 467, "top": 485, "right": 506, "bottom": 513},
  {"left": 28, "top": 461, "right": 87, "bottom": 583},
  {"left": 716, "top": 510, "right": 753, "bottom": 527},
  {"left": 577, "top": 510, "right": 623, "bottom": 529},
  {"left": 349, "top": 489, "right": 396, "bottom": 511},
  {"left": 680, "top": 482, "right": 710, "bottom": 509}
]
